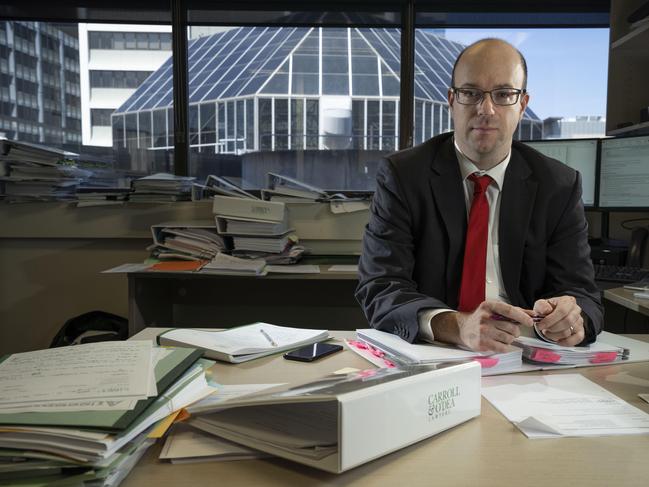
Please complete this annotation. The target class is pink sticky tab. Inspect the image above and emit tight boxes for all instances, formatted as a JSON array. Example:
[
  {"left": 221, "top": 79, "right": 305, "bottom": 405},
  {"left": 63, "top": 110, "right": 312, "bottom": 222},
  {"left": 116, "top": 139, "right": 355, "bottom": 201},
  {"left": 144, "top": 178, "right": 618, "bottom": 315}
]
[
  {"left": 590, "top": 352, "right": 618, "bottom": 364},
  {"left": 383, "top": 359, "right": 396, "bottom": 368},
  {"left": 349, "top": 340, "right": 368, "bottom": 350},
  {"left": 530, "top": 348, "right": 561, "bottom": 363},
  {"left": 473, "top": 357, "right": 499, "bottom": 368}
]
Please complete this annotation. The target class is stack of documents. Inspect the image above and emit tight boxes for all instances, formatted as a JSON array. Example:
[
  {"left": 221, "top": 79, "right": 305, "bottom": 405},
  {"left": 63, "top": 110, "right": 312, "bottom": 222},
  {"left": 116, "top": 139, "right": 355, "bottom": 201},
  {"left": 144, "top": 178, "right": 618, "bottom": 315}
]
[
  {"left": 150, "top": 222, "right": 228, "bottom": 261},
  {"left": 201, "top": 252, "right": 267, "bottom": 276},
  {"left": 221, "top": 218, "right": 291, "bottom": 236},
  {"left": 513, "top": 336, "right": 630, "bottom": 365},
  {"left": 158, "top": 322, "right": 330, "bottom": 363},
  {"left": 0, "top": 138, "right": 90, "bottom": 202},
  {"left": 482, "top": 374, "right": 649, "bottom": 438},
  {"left": 213, "top": 194, "right": 298, "bottom": 256},
  {"left": 232, "top": 234, "right": 295, "bottom": 253},
  {"left": 130, "top": 173, "right": 195, "bottom": 202},
  {"left": 192, "top": 175, "right": 259, "bottom": 201},
  {"left": 356, "top": 328, "right": 522, "bottom": 375},
  {"left": 159, "top": 423, "right": 267, "bottom": 463},
  {"left": 0, "top": 341, "right": 212, "bottom": 486}
]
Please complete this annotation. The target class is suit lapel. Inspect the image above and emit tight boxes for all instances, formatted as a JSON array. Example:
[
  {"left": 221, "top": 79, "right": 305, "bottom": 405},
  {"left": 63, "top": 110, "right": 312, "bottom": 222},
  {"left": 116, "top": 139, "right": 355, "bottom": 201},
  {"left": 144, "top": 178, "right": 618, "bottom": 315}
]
[
  {"left": 499, "top": 149, "right": 537, "bottom": 305},
  {"left": 428, "top": 137, "right": 467, "bottom": 297}
]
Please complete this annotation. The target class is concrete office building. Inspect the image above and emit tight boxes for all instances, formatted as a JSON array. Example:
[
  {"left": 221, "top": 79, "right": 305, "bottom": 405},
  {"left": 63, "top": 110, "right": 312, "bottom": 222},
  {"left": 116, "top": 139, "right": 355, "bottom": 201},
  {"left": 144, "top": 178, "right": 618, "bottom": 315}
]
[
  {"left": 0, "top": 21, "right": 81, "bottom": 145},
  {"left": 112, "top": 27, "right": 543, "bottom": 157},
  {"left": 543, "top": 115, "right": 606, "bottom": 139},
  {"left": 78, "top": 24, "right": 174, "bottom": 148}
]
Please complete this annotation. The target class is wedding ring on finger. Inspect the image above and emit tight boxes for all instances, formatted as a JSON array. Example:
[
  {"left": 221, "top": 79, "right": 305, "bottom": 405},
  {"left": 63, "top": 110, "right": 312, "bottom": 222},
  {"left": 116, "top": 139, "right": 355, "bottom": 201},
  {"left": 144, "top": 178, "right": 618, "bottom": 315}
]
[{"left": 569, "top": 325, "right": 575, "bottom": 335}]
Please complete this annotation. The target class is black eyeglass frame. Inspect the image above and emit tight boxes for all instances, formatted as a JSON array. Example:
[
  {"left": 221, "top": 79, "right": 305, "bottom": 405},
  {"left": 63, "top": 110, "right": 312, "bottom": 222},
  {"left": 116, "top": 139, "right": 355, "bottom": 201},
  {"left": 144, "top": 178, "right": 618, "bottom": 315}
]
[{"left": 450, "top": 87, "right": 527, "bottom": 106}]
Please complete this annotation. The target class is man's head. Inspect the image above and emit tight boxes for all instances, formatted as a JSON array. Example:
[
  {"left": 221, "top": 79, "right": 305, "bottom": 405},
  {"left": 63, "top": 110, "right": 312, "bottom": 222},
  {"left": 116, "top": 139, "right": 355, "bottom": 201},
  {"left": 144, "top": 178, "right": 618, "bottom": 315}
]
[{"left": 448, "top": 38, "right": 530, "bottom": 169}]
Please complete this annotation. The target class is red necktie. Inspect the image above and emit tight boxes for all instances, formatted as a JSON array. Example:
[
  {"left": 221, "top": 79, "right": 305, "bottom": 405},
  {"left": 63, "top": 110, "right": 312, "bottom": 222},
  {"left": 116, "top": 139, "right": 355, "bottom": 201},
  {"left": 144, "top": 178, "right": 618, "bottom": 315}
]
[{"left": 458, "top": 173, "right": 493, "bottom": 312}]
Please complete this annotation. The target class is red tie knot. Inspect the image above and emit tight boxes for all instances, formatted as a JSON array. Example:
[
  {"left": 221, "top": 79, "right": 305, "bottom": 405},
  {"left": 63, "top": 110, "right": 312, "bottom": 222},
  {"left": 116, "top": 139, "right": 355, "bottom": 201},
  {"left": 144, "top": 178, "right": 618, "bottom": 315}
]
[{"left": 468, "top": 173, "right": 492, "bottom": 195}]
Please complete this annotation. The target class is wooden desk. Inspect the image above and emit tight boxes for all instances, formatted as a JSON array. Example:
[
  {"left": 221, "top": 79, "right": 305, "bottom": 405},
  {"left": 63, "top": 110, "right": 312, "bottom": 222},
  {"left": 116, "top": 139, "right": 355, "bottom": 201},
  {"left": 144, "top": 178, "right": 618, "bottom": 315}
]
[
  {"left": 123, "top": 329, "right": 649, "bottom": 487},
  {"left": 604, "top": 286, "right": 649, "bottom": 317},
  {"left": 127, "top": 266, "right": 364, "bottom": 335}
]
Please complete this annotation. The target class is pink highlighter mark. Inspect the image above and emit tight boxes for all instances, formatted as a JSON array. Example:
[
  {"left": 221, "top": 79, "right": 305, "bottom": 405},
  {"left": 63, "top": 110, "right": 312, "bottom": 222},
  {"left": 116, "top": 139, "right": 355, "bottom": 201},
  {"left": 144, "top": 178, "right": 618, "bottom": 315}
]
[
  {"left": 473, "top": 357, "right": 499, "bottom": 368},
  {"left": 590, "top": 352, "right": 618, "bottom": 364},
  {"left": 530, "top": 348, "right": 561, "bottom": 363}
]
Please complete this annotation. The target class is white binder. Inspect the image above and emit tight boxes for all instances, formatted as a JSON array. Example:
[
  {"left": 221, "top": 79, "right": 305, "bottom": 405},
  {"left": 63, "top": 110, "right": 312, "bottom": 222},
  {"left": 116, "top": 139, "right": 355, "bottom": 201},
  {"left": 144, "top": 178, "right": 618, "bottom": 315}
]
[{"left": 188, "top": 362, "right": 481, "bottom": 473}]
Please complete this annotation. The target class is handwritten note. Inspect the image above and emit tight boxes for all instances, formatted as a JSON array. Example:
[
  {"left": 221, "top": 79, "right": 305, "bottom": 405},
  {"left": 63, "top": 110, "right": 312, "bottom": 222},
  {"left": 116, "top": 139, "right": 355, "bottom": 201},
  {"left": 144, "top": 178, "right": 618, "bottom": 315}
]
[{"left": 0, "top": 341, "right": 154, "bottom": 406}]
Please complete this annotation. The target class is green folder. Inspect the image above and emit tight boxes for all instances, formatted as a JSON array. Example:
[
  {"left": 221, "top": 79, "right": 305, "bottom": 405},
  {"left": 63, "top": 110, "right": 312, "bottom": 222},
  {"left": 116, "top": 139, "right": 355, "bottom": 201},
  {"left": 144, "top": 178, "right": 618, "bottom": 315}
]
[{"left": 0, "top": 347, "right": 202, "bottom": 431}]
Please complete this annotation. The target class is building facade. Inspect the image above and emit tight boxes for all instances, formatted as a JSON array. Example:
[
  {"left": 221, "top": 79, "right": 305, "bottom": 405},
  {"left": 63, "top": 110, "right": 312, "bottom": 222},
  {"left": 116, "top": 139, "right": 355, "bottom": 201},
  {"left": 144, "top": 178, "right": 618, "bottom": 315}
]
[
  {"left": 0, "top": 21, "right": 81, "bottom": 146},
  {"left": 112, "top": 27, "right": 543, "bottom": 159},
  {"left": 78, "top": 24, "right": 173, "bottom": 147}
]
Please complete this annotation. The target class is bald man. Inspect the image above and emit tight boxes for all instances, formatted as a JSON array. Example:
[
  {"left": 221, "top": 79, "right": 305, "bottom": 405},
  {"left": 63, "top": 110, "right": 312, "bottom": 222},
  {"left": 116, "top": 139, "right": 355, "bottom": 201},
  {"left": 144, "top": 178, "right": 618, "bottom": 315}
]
[{"left": 355, "top": 38, "right": 602, "bottom": 352}]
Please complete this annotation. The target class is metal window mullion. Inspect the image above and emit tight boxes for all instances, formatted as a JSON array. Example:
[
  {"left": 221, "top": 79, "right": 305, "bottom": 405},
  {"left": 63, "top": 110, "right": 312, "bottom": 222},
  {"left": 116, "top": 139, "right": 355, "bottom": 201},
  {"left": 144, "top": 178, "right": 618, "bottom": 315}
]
[
  {"left": 303, "top": 97, "right": 307, "bottom": 149},
  {"left": 271, "top": 97, "right": 275, "bottom": 151},
  {"left": 379, "top": 100, "right": 383, "bottom": 151},
  {"left": 287, "top": 97, "right": 291, "bottom": 150},
  {"left": 363, "top": 98, "right": 368, "bottom": 150},
  {"left": 318, "top": 28, "right": 322, "bottom": 96},
  {"left": 347, "top": 28, "right": 352, "bottom": 96}
]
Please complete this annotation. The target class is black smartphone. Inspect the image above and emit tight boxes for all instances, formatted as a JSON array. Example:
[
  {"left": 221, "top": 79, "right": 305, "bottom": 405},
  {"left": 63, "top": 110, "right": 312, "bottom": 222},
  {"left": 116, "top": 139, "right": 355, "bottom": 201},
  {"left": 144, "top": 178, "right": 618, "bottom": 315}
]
[{"left": 283, "top": 343, "right": 343, "bottom": 362}]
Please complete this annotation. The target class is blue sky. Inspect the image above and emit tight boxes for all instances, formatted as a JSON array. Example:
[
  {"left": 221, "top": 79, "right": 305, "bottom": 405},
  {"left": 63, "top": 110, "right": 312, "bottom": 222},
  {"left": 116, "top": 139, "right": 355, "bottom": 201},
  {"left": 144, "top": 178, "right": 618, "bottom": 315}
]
[{"left": 443, "top": 28, "right": 609, "bottom": 120}]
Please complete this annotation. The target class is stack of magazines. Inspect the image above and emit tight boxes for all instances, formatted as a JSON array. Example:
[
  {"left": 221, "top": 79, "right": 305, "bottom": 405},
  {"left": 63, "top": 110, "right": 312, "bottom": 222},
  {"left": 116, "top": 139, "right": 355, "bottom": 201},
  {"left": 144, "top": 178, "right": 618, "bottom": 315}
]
[{"left": 0, "top": 341, "right": 213, "bottom": 486}]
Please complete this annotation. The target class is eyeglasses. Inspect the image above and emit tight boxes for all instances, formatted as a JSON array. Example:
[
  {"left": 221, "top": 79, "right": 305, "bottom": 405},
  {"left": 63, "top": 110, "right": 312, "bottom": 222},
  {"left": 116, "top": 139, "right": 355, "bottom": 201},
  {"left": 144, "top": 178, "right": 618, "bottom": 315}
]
[{"left": 451, "top": 87, "right": 526, "bottom": 106}]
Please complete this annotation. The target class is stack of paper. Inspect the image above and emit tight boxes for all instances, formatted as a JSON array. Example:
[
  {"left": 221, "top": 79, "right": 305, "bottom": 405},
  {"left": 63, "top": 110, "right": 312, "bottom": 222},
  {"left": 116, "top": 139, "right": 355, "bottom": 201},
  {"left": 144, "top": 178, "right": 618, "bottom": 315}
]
[
  {"left": 150, "top": 222, "right": 228, "bottom": 261},
  {"left": 158, "top": 322, "right": 330, "bottom": 363},
  {"left": 0, "top": 341, "right": 212, "bottom": 485},
  {"left": 232, "top": 234, "right": 294, "bottom": 253},
  {"left": 159, "top": 423, "right": 267, "bottom": 463},
  {"left": 130, "top": 173, "right": 195, "bottom": 202},
  {"left": 356, "top": 328, "right": 523, "bottom": 375},
  {"left": 482, "top": 374, "right": 649, "bottom": 438},
  {"left": 223, "top": 218, "right": 291, "bottom": 236},
  {"left": 0, "top": 138, "right": 90, "bottom": 202},
  {"left": 513, "top": 336, "right": 629, "bottom": 365},
  {"left": 201, "top": 252, "right": 267, "bottom": 276}
]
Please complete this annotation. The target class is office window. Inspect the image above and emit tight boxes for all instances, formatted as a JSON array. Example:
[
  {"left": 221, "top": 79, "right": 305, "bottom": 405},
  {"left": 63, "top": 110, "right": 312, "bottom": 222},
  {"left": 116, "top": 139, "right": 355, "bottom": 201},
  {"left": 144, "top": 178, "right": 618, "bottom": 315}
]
[
  {"left": 174, "top": 25, "right": 400, "bottom": 188},
  {"left": 91, "top": 108, "right": 114, "bottom": 126},
  {"left": 414, "top": 28, "right": 608, "bottom": 141}
]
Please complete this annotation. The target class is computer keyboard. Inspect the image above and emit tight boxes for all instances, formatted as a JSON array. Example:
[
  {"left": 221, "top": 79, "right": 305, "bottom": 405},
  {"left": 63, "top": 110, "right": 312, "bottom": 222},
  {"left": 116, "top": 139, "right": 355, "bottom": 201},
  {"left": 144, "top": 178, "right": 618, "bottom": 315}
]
[{"left": 593, "top": 264, "right": 649, "bottom": 283}]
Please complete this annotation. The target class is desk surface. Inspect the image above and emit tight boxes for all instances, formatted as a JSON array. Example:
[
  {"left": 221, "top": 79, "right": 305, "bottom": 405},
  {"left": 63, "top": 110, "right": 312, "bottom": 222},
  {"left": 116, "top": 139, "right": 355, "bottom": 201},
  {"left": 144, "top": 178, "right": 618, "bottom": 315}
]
[
  {"left": 124, "top": 329, "right": 649, "bottom": 487},
  {"left": 604, "top": 286, "right": 649, "bottom": 317}
]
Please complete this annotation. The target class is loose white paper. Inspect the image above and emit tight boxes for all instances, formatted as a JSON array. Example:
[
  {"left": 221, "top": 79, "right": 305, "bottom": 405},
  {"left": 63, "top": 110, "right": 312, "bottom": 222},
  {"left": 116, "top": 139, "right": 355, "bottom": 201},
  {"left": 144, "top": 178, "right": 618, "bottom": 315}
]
[
  {"left": 482, "top": 374, "right": 649, "bottom": 438},
  {"left": 0, "top": 341, "right": 154, "bottom": 406},
  {"left": 101, "top": 263, "right": 150, "bottom": 273},
  {"left": 327, "top": 265, "right": 358, "bottom": 272}
]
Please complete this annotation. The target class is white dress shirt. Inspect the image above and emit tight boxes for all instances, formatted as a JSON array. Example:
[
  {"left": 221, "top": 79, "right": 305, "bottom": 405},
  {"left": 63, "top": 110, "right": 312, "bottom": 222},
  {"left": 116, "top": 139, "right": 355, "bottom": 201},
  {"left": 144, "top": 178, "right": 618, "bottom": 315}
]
[{"left": 417, "top": 141, "right": 511, "bottom": 342}]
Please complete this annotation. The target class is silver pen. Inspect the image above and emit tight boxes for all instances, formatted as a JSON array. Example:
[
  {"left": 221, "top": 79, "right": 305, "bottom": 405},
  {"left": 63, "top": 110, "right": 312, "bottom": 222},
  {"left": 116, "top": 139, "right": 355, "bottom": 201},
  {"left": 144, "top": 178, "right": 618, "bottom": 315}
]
[{"left": 260, "top": 328, "right": 278, "bottom": 347}]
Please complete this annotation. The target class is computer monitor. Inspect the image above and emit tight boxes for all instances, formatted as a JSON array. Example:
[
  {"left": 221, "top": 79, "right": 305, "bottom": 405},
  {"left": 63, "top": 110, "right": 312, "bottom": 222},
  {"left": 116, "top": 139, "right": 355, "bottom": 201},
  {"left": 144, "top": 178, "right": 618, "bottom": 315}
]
[
  {"left": 523, "top": 138, "right": 598, "bottom": 207},
  {"left": 599, "top": 135, "right": 649, "bottom": 210}
]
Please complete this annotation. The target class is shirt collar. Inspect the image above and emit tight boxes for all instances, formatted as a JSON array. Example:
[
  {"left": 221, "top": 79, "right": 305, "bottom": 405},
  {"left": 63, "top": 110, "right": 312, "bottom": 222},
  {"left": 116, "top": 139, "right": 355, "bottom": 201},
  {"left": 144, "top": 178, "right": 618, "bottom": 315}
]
[{"left": 453, "top": 139, "right": 511, "bottom": 190}]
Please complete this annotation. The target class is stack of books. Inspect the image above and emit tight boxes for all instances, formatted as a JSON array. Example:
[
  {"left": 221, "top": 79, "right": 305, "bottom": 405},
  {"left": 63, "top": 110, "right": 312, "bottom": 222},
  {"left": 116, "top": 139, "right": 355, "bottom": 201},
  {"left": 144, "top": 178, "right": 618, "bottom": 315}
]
[
  {"left": 130, "top": 173, "right": 195, "bottom": 202},
  {"left": 0, "top": 138, "right": 90, "bottom": 202},
  {"left": 0, "top": 341, "right": 213, "bottom": 486}
]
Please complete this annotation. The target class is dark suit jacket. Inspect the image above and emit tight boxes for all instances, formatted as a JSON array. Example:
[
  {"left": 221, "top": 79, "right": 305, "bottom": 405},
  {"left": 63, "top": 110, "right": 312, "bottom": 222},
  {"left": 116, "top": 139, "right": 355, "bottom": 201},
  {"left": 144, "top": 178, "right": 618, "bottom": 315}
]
[{"left": 355, "top": 132, "right": 603, "bottom": 345}]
